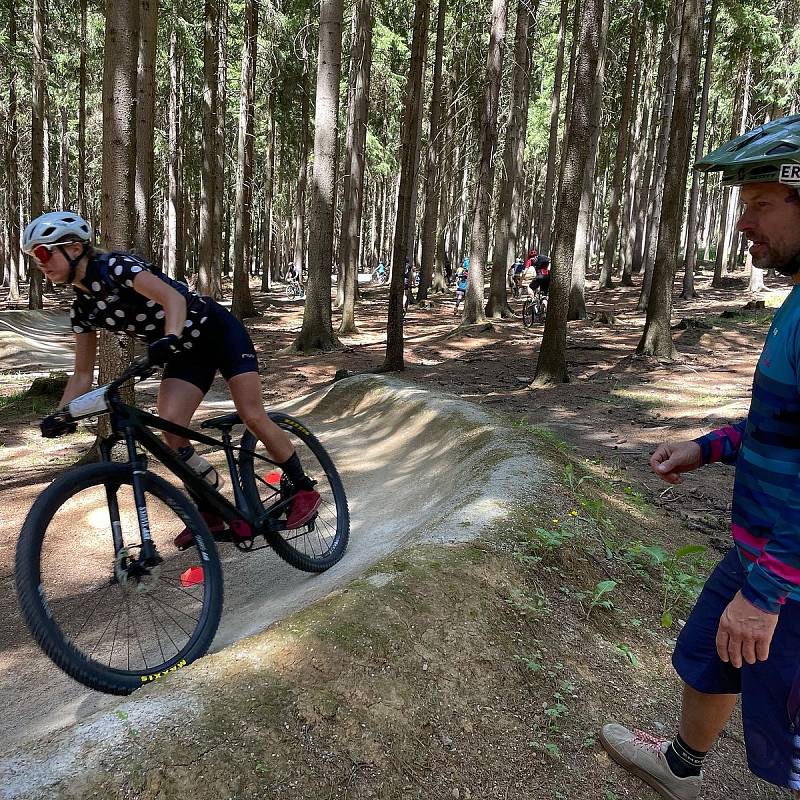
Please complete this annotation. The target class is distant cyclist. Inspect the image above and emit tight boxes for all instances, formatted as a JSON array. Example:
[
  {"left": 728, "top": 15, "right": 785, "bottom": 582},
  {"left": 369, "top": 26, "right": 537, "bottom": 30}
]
[
  {"left": 511, "top": 256, "right": 526, "bottom": 297},
  {"left": 524, "top": 247, "right": 538, "bottom": 275},
  {"left": 527, "top": 251, "right": 551, "bottom": 299},
  {"left": 454, "top": 264, "right": 469, "bottom": 315},
  {"left": 403, "top": 256, "right": 414, "bottom": 315}
]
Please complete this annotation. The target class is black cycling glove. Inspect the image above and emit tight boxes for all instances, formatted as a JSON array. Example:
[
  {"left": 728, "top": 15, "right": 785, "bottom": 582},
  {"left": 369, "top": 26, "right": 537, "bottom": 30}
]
[
  {"left": 147, "top": 334, "right": 181, "bottom": 366},
  {"left": 41, "top": 412, "right": 77, "bottom": 438}
]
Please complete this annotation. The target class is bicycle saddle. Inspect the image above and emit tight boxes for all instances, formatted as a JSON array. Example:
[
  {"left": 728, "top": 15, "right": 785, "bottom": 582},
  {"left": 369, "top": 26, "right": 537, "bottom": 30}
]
[{"left": 200, "top": 412, "right": 242, "bottom": 430}]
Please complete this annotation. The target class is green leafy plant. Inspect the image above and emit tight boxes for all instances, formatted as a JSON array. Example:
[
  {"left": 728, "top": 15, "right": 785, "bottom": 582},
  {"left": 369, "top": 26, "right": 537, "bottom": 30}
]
[
  {"left": 587, "top": 580, "right": 617, "bottom": 618},
  {"left": 506, "top": 586, "right": 548, "bottom": 615},
  {"left": 622, "top": 542, "right": 707, "bottom": 628},
  {"left": 562, "top": 462, "right": 594, "bottom": 493},
  {"left": 529, "top": 524, "right": 574, "bottom": 550},
  {"left": 514, "top": 654, "right": 543, "bottom": 674},
  {"left": 614, "top": 643, "right": 639, "bottom": 667}
]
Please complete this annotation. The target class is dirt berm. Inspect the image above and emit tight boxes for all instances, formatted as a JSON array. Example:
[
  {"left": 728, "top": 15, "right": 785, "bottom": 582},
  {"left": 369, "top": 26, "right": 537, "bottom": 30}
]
[{"left": 0, "top": 375, "right": 774, "bottom": 800}]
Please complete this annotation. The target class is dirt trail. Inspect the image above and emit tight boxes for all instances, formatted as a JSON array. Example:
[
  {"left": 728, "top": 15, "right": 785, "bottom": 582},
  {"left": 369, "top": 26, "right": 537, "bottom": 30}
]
[
  {"left": 0, "top": 275, "right": 790, "bottom": 799},
  {"left": 0, "top": 372, "right": 538, "bottom": 761}
]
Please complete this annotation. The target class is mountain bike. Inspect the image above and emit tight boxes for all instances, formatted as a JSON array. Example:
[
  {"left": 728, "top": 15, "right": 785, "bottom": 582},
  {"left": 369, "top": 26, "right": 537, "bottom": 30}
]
[
  {"left": 522, "top": 289, "right": 548, "bottom": 328},
  {"left": 15, "top": 357, "right": 349, "bottom": 695},
  {"left": 285, "top": 274, "right": 305, "bottom": 299},
  {"left": 371, "top": 269, "right": 388, "bottom": 285}
]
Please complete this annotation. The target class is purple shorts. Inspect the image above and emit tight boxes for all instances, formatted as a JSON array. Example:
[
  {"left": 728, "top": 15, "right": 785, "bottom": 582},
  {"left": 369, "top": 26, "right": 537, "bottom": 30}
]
[{"left": 673, "top": 547, "right": 800, "bottom": 789}]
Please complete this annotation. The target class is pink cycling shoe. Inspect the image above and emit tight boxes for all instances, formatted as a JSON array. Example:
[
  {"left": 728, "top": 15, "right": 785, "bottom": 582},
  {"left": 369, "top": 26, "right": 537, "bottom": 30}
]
[{"left": 285, "top": 489, "right": 321, "bottom": 528}]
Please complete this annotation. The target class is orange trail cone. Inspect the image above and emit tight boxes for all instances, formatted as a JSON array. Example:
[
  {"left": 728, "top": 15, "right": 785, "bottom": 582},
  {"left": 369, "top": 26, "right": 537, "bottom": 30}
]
[
  {"left": 180, "top": 566, "right": 205, "bottom": 587},
  {"left": 264, "top": 469, "right": 282, "bottom": 489}
]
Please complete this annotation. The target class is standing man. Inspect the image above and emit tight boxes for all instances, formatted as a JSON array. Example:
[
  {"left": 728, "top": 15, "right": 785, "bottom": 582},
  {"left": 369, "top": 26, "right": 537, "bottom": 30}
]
[{"left": 601, "top": 115, "right": 800, "bottom": 799}]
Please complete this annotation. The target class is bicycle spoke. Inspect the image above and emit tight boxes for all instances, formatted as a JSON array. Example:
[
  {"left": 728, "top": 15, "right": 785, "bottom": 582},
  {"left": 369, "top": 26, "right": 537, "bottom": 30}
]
[
  {"left": 143, "top": 595, "right": 184, "bottom": 658},
  {"left": 70, "top": 582, "right": 115, "bottom": 645},
  {"left": 143, "top": 598, "right": 167, "bottom": 666},
  {"left": 107, "top": 593, "right": 125, "bottom": 668},
  {"left": 144, "top": 587, "right": 202, "bottom": 627}
]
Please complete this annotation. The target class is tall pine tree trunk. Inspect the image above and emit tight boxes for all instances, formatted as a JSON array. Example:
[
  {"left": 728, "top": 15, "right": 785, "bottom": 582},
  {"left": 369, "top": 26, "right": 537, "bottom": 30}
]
[
  {"left": 568, "top": 0, "right": 607, "bottom": 320},
  {"left": 462, "top": 0, "right": 508, "bottom": 325},
  {"left": 213, "top": 6, "right": 228, "bottom": 283},
  {"left": 58, "top": 106, "right": 69, "bottom": 208},
  {"left": 637, "top": 1, "right": 681, "bottom": 310},
  {"left": 98, "top": 0, "right": 140, "bottom": 425},
  {"left": 534, "top": 0, "right": 605, "bottom": 385},
  {"left": 599, "top": 9, "right": 638, "bottom": 288},
  {"left": 261, "top": 88, "right": 276, "bottom": 292},
  {"left": 198, "top": 0, "right": 221, "bottom": 297},
  {"left": 134, "top": 0, "right": 158, "bottom": 260},
  {"left": 417, "top": 0, "right": 446, "bottom": 302},
  {"left": 681, "top": 0, "right": 717, "bottom": 298},
  {"left": 621, "top": 27, "right": 652, "bottom": 284},
  {"left": 338, "top": 0, "right": 373, "bottom": 333},
  {"left": 4, "top": 0, "right": 21, "bottom": 301},
  {"left": 637, "top": 0, "right": 702, "bottom": 358},
  {"left": 379, "top": 0, "right": 429, "bottom": 370},
  {"left": 539, "top": 0, "right": 568, "bottom": 257},
  {"left": 29, "top": 0, "right": 46, "bottom": 310},
  {"left": 78, "top": 0, "right": 88, "bottom": 219},
  {"left": 558, "top": 0, "right": 582, "bottom": 190},
  {"left": 486, "top": 0, "right": 535, "bottom": 318},
  {"left": 165, "top": 22, "right": 181, "bottom": 277},
  {"left": 231, "top": 0, "right": 259, "bottom": 319},
  {"left": 292, "top": 0, "right": 344, "bottom": 351},
  {"left": 293, "top": 26, "right": 311, "bottom": 287}
]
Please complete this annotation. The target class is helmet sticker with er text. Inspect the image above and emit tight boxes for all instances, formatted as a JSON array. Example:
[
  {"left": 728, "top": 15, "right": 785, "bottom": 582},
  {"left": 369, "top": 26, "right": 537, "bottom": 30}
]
[{"left": 779, "top": 164, "right": 800, "bottom": 187}]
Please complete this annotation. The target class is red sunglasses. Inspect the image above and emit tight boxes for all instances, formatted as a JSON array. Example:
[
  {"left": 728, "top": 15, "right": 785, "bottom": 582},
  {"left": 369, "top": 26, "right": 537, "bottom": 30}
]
[{"left": 32, "top": 241, "right": 78, "bottom": 264}]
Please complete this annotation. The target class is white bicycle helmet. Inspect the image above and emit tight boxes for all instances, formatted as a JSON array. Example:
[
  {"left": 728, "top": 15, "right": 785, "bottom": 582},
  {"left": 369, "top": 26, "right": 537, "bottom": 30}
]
[{"left": 22, "top": 211, "right": 92, "bottom": 254}]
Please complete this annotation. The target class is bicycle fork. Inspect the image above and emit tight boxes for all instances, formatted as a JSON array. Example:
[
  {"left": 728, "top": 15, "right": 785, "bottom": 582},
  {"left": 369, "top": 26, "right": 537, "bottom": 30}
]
[{"left": 101, "top": 431, "right": 158, "bottom": 563}]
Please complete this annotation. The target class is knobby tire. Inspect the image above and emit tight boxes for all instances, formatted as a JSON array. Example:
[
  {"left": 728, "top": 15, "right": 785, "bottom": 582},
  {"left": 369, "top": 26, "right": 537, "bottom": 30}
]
[
  {"left": 16, "top": 462, "right": 223, "bottom": 695},
  {"left": 239, "top": 412, "right": 349, "bottom": 572}
]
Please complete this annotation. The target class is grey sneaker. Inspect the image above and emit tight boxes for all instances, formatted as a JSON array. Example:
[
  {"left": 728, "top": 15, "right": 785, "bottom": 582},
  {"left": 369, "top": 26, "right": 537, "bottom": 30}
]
[{"left": 599, "top": 724, "right": 703, "bottom": 800}]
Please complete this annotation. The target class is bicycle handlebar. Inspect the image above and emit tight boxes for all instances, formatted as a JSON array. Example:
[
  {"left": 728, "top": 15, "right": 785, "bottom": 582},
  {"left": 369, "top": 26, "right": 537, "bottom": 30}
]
[
  {"left": 41, "top": 357, "right": 157, "bottom": 436},
  {"left": 106, "top": 355, "right": 155, "bottom": 395}
]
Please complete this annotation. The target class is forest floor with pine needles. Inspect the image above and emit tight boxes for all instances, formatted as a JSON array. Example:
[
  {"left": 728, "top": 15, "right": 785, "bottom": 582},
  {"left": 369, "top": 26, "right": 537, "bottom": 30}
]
[{"left": 0, "top": 267, "right": 794, "bottom": 799}]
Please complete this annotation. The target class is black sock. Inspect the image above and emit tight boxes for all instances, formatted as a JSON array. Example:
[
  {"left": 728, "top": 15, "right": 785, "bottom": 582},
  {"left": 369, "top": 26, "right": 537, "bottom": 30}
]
[
  {"left": 665, "top": 734, "right": 706, "bottom": 778},
  {"left": 278, "top": 452, "right": 314, "bottom": 491}
]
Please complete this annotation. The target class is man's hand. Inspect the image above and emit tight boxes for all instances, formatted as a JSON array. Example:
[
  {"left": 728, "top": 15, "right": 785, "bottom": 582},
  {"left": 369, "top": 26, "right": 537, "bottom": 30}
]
[
  {"left": 715, "top": 591, "right": 778, "bottom": 668},
  {"left": 649, "top": 441, "right": 702, "bottom": 484}
]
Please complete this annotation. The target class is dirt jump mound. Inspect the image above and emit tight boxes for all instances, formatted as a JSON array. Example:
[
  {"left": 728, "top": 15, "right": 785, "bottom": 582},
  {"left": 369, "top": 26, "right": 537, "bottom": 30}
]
[{"left": 0, "top": 374, "right": 541, "bottom": 798}]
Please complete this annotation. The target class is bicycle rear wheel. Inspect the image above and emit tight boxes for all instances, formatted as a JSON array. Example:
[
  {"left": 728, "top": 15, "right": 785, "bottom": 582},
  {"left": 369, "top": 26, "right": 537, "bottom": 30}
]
[
  {"left": 16, "top": 462, "right": 223, "bottom": 695},
  {"left": 239, "top": 413, "right": 349, "bottom": 572},
  {"left": 522, "top": 299, "right": 534, "bottom": 328}
]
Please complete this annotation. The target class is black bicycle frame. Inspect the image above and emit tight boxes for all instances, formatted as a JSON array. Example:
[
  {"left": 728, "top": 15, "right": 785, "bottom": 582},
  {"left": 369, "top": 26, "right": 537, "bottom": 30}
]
[{"left": 98, "top": 398, "right": 283, "bottom": 560}]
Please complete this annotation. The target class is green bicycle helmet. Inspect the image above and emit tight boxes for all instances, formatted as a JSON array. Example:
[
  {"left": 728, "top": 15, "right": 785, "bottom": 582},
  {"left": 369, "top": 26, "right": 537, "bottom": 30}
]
[{"left": 695, "top": 114, "right": 800, "bottom": 188}]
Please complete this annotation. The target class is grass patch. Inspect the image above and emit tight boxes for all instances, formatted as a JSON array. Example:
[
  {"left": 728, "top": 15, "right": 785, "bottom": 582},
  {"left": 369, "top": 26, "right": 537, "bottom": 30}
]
[
  {"left": 706, "top": 309, "right": 775, "bottom": 329},
  {"left": 0, "top": 391, "right": 59, "bottom": 422},
  {"left": 608, "top": 384, "right": 740, "bottom": 410},
  {"left": 508, "top": 419, "right": 573, "bottom": 453}
]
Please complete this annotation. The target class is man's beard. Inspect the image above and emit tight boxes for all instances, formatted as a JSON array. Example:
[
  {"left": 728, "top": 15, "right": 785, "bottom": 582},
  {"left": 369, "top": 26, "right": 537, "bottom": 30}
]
[
  {"left": 772, "top": 250, "right": 800, "bottom": 277},
  {"left": 753, "top": 246, "right": 800, "bottom": 277}
]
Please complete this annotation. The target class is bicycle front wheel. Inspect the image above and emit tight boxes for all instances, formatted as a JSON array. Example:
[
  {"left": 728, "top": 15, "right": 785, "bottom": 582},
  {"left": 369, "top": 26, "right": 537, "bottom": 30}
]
[
  {"left": 522, "top": 300, "right": 534, "bottom": 328},
  {"left": 239, "top": 413, "right": 349, "bottom": 572},
  {"left": 16, "top": 462, "right": 223, "bottom": 695}
]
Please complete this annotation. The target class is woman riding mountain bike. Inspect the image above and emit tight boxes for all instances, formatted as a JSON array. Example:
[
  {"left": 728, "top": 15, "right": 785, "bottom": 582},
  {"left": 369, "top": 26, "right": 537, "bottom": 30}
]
[{"left": 22, "top": 211, "right": 321, "bottom": 546}]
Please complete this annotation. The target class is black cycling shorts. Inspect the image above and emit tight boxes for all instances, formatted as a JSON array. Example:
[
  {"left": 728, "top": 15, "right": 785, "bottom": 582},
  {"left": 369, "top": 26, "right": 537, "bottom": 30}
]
[
  {"left": 162, "top": 300, "right": 259, "bottom": 395},
  {"left": 529, "top": 275, "right": 551, "bottom": 295}
]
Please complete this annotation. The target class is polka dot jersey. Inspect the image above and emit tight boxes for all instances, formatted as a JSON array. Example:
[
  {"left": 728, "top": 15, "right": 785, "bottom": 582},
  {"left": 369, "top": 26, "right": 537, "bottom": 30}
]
[{"left": 70, "top": 252, "right": 212, "bottom": 351}]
